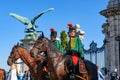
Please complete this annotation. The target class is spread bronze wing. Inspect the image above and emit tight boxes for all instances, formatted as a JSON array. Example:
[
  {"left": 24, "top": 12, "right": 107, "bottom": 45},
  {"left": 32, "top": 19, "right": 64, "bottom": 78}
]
[
  {"left": 9, "top": 13, "right": 30, "bottom": 25},
  {"left": 31, "top": 8, "right": 54, "bottom": 25}
]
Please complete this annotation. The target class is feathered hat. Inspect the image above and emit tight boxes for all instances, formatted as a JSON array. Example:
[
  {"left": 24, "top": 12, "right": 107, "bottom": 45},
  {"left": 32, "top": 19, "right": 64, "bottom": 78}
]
[
  {"left": 75, "top": 24, "right": 80, "bottom": 29},
  {"left": 75, "top": 24, "right": 85, "bottom": 35},
  {"left": 67, "top": 23, "right": 75, "bottom": 32},
  {"left": 50, "top": 28, "right": 57, "bottom": 38}
]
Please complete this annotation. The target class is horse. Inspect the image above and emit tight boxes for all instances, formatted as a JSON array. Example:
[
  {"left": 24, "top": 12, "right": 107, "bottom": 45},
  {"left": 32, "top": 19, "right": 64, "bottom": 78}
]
[
  {"left": 30, "top": 33, "right": 98, "bottom": 80},
  {"left": 0, "top": 68, "right": 6, "bottom": 80},
  {"left": 7, "top": 44, "right": 50, "bottom": 80}
]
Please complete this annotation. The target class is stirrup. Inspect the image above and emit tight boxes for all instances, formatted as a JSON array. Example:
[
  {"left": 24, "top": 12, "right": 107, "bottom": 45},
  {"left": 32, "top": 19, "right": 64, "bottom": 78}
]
[
  {"left": 70, "top": 73, "right": 76, "bottom": 79},
  {"left": 80, "top": 71, "right": 87, "bottom": 74}
]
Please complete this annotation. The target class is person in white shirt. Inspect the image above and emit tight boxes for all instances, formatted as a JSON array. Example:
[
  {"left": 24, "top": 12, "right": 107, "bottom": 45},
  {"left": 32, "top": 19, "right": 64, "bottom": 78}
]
[
  {"left": 97, "top": 66, "right": 105, "bottom": 80},
  {"left": 7, "top": 64, "right": 18, "bottom": 80}
]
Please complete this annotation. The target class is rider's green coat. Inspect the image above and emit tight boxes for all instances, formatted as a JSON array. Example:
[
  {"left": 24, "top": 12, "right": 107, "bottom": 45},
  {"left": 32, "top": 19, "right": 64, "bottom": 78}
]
[
  {"left": 67, "top": 37, "right": 84, "bottom": 58},
  {"left": 52, "top": 40, "right": 64, "bottom": 53}
]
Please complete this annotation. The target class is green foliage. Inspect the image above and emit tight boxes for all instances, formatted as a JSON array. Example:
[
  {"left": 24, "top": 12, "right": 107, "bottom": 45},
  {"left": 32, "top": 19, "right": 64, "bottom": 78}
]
[{"left": 60, "top": 30, "right": 68, "bottom": 50}]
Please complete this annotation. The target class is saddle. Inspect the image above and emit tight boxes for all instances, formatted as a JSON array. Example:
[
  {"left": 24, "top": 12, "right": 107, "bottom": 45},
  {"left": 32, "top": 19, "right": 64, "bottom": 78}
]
[
  {"left": 64, "top": 50, "right": 87, "bottom": 74},
  {"left": 71, "top": 55, "right": 87, "bottom": 73}
]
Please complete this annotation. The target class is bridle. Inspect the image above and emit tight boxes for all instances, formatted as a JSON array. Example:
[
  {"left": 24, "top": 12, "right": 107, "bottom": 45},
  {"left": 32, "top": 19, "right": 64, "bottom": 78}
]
[
  {"left": 9, "top": 46, "right": 36, "bottom": 64},
  {"left": 8, "top": 47, "right": 19, "bottom": 64},
  {"left": 32, "top": 38, "right": 59, "bottom": 59}
]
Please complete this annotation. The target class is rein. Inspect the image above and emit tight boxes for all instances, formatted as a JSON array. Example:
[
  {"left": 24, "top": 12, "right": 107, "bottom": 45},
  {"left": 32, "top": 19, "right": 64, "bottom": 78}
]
[
  {"left": 13, "top": 47, "right": 43, "bottom": 70},
  {"left": 15, "top": 48, "right": 36, "bottom": 64},
  {"left": 47, "top": 53, "right": 59, "bottom": 59},
  {"left": 16, "top": 49, "right": 42, "bottom": 69},
  {"left": 14, "top": 61, "right": 24, "bottom": 64},
  {"left": 33, "top": 38, "right": 62, "bottom": 59}
]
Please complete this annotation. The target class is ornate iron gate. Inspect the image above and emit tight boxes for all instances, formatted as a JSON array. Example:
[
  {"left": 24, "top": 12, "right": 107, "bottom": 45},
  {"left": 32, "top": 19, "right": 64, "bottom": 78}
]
[{"left": 84, "top": 40, "right": 105, "bottom": 68}]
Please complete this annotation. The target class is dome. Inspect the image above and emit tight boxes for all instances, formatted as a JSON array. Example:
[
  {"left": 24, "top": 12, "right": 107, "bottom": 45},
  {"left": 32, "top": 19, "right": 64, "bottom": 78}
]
[{"left": 107, "top": 0, "right": 120, "bottom": 8}]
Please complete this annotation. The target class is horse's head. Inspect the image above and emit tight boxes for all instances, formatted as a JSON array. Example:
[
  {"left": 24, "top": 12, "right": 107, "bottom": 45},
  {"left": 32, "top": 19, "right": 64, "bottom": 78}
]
[
  {"left": 30, "top": 32, "right": 49, "bottom": 59},
  {"left": 7, "top": 44, "right": 21, "bottom": 66}
]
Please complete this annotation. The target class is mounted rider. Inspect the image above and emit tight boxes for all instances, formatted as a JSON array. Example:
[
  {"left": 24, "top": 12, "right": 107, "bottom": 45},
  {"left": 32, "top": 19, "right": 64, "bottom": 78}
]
[
  {"left": 50, "top": 28, "right": 65, "bottom": 53},
  {"left": 67, "top": 23, "right": 84, "bottom": 59},
  {"left": 66, "top": 23, "right": 87, "bottom": 78}
]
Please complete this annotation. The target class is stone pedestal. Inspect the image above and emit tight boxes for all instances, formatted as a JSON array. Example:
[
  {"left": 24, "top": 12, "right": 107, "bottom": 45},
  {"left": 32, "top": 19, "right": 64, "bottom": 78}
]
[{"left": 20, "top": 39, "right": 35, "bottom": 50}]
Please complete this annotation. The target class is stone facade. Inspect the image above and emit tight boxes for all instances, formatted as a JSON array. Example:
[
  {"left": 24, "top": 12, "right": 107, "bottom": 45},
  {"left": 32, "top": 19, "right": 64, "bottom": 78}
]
[{"left": 100, "top": 0, "right": 120, "bottom": 73}]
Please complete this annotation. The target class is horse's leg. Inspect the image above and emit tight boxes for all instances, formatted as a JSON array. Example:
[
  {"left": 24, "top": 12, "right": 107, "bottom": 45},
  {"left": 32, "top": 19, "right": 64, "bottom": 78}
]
[{"left": 84, "top": 60, "right": 98, "bottom": 80}]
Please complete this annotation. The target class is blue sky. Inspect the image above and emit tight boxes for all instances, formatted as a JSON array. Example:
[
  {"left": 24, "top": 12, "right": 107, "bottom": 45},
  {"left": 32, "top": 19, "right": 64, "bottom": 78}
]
[{"left": 0, "top": 0, "right": 108, "bottom": 71}]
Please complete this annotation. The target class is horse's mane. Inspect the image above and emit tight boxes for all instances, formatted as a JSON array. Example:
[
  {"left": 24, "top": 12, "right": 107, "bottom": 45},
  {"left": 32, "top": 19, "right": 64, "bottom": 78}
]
[
  {"left": 13, "top": 44, "right": 28, "bottom": 51},
  {"left": 48, "top": 39, "right": 61, "bottom": 53},
  {"left": 10, "top": 44, "right": 29, "bottom": 56},
  {"left": 38, "top": 35, "right": 61, "bottom": 53}
]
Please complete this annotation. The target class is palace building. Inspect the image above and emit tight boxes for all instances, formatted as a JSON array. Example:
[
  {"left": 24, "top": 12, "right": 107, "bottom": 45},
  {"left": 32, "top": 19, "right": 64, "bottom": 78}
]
[{"left": 100, "top": 0, "right": 120, "bottom": 73}]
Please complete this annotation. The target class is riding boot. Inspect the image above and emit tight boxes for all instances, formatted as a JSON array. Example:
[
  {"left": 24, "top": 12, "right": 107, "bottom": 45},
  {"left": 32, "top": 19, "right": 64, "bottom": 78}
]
[
  {"left": 72, "top": 65, "right": 77, "bottom": 79},
  {"left": 73, "top": 65, "right": 76, "bottom": 74}
]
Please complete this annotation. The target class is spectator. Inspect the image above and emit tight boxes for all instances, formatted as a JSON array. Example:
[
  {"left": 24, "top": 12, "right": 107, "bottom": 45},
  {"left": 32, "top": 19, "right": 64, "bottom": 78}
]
[
  {"left": 6, "top": 70, "right": 11, "bottom": 80},
  {"left": 7, "top": 64, "right": 18, "bottom": 80},
  {"left": 23, "top": 71, "right": 28, "bottom": 80},
  {"left": 17, "top": 71, "right": 24, "bottom": 80},
  {"left": 110, "top": 68, "right": 118, "bottom": 80},
  {"left": 27, "top": 70, "right": 33, "bottom": 80},
  {"left": 119, "top": 75, "right": 120, "bottom": 80},
  {"left": 97, "top": 66, "right": 105, "bottom": 80}
]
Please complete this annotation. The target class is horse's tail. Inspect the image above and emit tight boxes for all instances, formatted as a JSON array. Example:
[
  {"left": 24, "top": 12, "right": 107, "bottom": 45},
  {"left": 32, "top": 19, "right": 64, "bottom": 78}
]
[{"left": 84, "top": 60, "right": 98, "bottom": 80}]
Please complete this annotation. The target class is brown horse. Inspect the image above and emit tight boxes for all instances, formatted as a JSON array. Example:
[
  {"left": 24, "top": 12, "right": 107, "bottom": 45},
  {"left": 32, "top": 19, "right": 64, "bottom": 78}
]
[
  {"left": 7, "top": 44, "right": 50, "bottom": 80},
  {"left": 30, "top": 33, "right": 98, "bottom": 80},
  {"left": 0, "top": 68, "right": 6, "bottom": 80}
]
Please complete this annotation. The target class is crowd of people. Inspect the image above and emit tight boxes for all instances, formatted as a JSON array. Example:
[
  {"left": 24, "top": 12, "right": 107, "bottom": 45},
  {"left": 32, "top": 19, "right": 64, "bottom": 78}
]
[
  {"left": 6, "top": 64, "right": 33, "bottom": 80},
  {"left": 97, "top": 66, "right": 120, "bottom": 80},
  {"left": 97, "top": 67, "right": 120, "bottom": 80},
  {"left": 109, "top": 68, "right": 120, "bottom": 80}
]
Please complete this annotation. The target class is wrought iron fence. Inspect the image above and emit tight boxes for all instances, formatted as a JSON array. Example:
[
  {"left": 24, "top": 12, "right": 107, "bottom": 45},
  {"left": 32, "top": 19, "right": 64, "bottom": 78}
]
[{"left": 83, "top": 40, "right": 105, "bottom": 68}]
